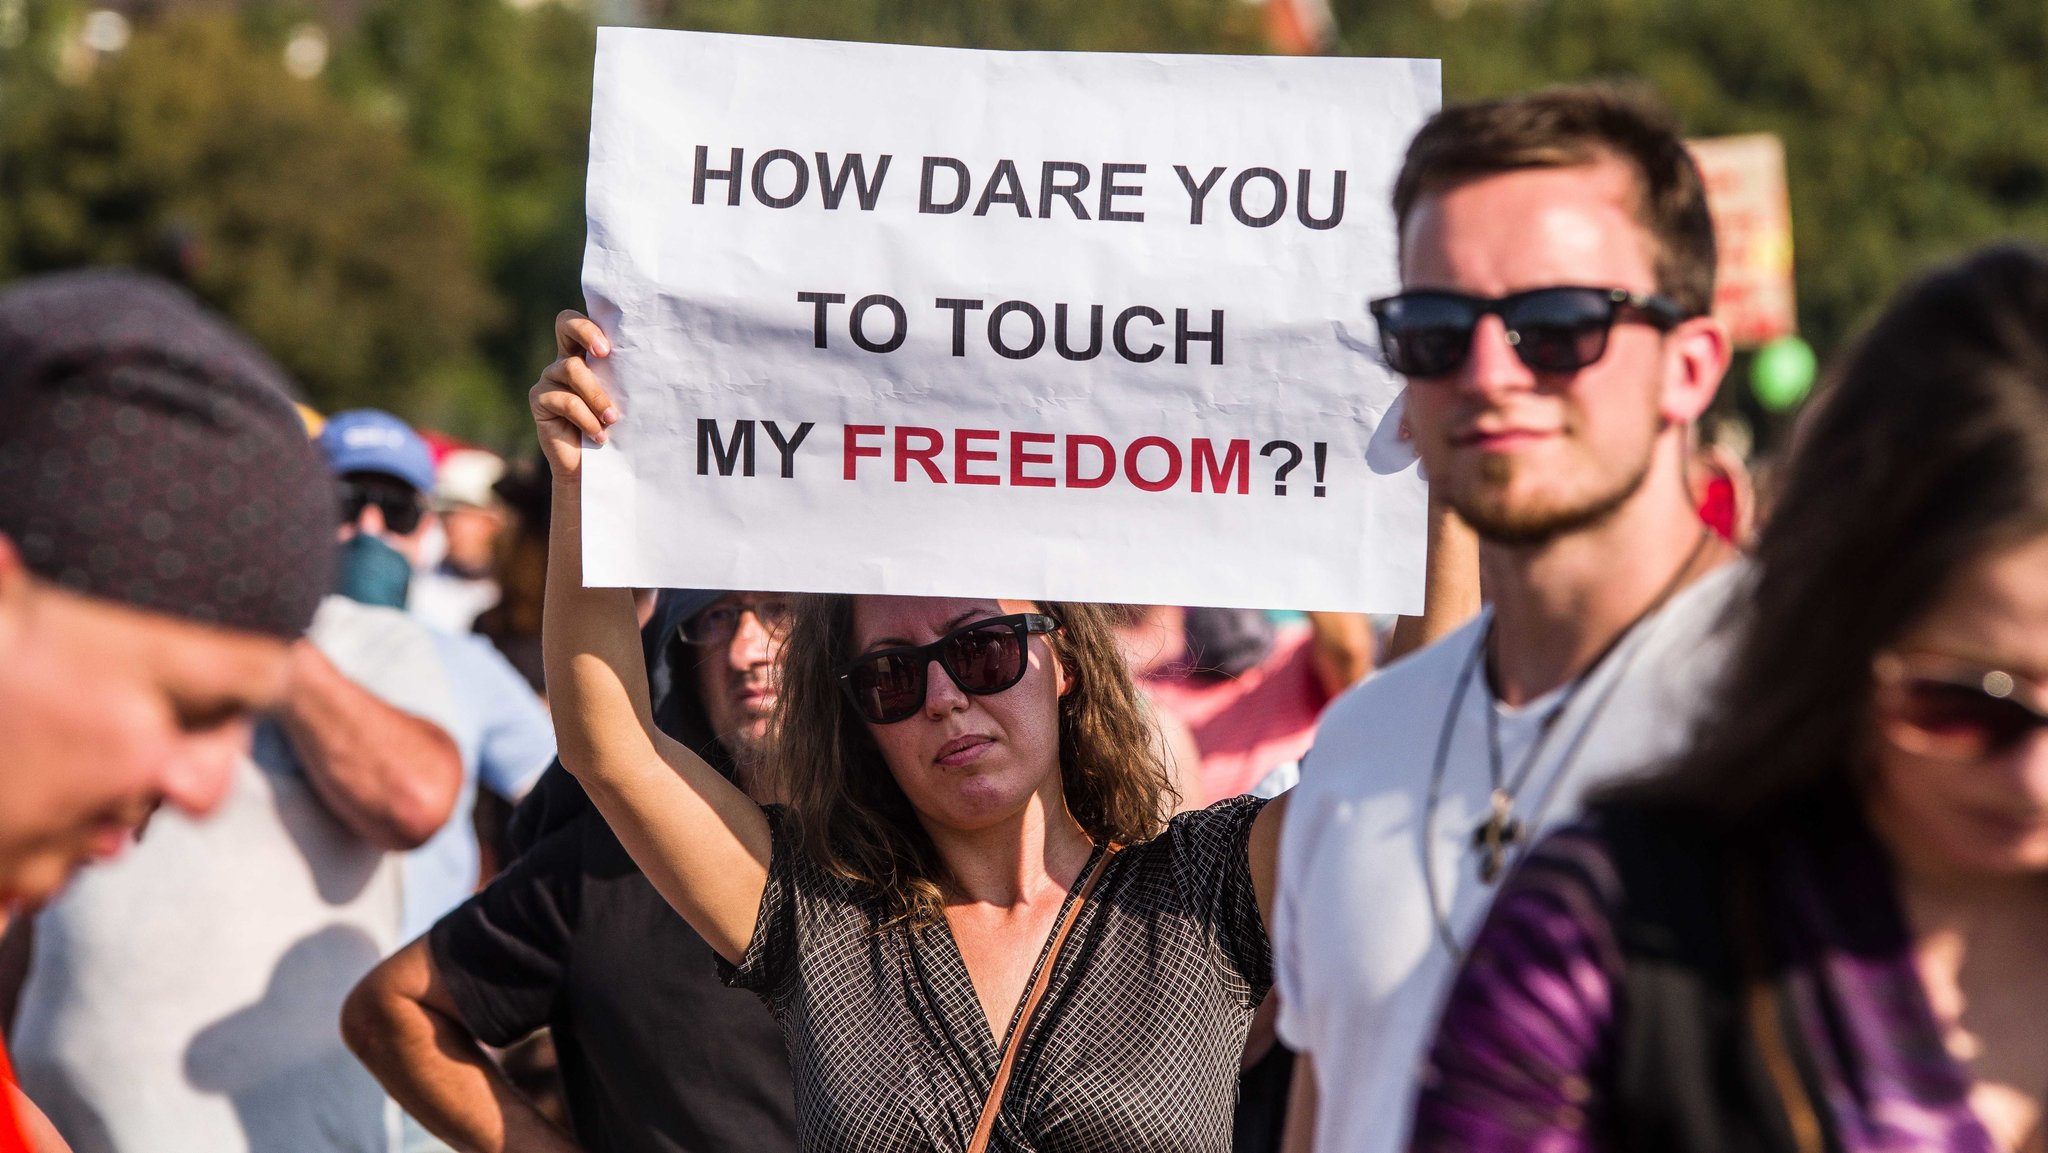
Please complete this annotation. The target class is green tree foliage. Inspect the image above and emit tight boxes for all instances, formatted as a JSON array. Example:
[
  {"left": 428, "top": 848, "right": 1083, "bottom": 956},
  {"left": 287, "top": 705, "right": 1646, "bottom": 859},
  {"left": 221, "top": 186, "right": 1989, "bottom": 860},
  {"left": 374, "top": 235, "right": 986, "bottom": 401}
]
[
  {"left": 1331, "top": 0, "right": 2048, "bottom": 373},
  {"left": 14, "top": 0, "right": 2045, "bottom": 438},
  {"left": 649, "top": 0, "right": 1263, "bottom": 51},
  {"left": 0, "top": 11, "right": 500, "bottom": 425},
  {"left": 331, "top": 0, "right": 602, "bottom": 427}
]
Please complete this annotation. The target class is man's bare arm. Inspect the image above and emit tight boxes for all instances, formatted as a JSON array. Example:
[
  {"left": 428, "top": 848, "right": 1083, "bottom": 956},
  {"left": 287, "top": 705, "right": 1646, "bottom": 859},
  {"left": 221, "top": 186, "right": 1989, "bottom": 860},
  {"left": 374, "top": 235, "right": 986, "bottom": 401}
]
[
  {"left": 1303, "top": 612, "right": 1375, "bottom": 699},
  {"left": 1384, "top": 495, "right": 1482, "bottom": 665},
  {"left": 1280, "top": 1051, "right": 1319, "bottom": 1153},
  {"left": 277, "top": 641, "right": 462, "bottom": 851},
  {"left": 342, "top": 939, "right": 581, "bottom": 1153}
]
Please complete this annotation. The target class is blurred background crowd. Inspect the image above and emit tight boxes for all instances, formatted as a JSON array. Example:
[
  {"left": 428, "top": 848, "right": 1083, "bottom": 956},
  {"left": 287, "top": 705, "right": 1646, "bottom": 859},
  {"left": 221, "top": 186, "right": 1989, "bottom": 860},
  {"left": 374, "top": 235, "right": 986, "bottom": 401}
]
[{"left": 6, "top": 3, "right": 2048, "bottom": 1153}]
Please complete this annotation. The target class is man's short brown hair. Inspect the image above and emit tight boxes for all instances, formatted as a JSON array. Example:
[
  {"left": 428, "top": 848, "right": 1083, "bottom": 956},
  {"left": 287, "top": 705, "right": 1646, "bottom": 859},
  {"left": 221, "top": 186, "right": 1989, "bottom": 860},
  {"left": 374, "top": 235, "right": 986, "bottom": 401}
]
[{"left": 1392, "top": 83, "right": 1717, "bottom": 318}]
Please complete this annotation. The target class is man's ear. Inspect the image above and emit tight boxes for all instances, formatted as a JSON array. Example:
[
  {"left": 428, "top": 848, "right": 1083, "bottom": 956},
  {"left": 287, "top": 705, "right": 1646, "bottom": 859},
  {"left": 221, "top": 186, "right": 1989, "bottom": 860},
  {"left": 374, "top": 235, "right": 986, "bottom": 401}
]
[
  {"left": 1661, "top": 313, "right": 1732, "bottom": 427},
  {"left": 0, "top": 534, "right": 32, "bottom": 644},
  {"left": 0, "top": 534, "right": 27, "bottom": 595}
]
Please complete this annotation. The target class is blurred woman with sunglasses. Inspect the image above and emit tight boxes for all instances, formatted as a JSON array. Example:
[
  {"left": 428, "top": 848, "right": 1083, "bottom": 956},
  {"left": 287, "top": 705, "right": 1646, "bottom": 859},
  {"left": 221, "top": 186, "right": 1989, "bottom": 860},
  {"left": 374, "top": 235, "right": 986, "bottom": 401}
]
[
  {"left": 1408, "top": 244, "right": 2048, "bottom": 1153},
  {"left": 521, "top": 312, "right": 1284, "bottom": 1152}
]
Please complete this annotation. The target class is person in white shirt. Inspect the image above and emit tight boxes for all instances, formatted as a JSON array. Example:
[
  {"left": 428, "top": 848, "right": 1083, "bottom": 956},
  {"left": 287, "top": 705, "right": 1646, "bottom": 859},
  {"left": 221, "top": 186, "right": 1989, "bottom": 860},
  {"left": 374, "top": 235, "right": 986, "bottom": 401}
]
[
  {"left": 1271, "top": 83, "right": 1742, "bottom": 1153},
  {"left": 10, "top": 596, "right": 465, "bottom": 1153},
  {"left": 310, "top": 415, "right": 556, "bottom": 942},
  {"left": 409, "top": 449, "right": 508, "bottom": 635}
]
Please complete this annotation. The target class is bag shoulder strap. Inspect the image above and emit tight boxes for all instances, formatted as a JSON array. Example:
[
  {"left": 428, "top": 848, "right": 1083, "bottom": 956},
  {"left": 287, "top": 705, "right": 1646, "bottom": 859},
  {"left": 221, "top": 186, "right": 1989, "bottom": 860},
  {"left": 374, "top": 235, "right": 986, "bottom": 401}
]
[
  {"left": 966, "top": 843, "right": 1121, "bottom": 1153},
  {"left": 1729, "top": 852, "right": 1826, "bottom": 1153}
]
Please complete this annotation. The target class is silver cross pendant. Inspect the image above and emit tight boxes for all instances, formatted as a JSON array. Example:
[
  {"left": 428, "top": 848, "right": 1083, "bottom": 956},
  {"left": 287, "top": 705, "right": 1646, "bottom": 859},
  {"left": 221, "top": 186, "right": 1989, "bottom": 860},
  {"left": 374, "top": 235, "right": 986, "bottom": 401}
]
[{"left": 1470, "top": 788, "right": 1526, "bottom": 885}]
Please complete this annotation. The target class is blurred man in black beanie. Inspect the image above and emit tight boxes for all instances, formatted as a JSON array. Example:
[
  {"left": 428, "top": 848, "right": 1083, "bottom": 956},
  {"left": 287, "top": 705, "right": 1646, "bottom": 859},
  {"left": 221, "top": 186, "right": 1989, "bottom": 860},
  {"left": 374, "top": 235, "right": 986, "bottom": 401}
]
[
  {"left": 0, "top": 268, "right": 336, "bottom": 1151},
  {"left": 0, "top": 268, "right": 335, "bottom": 906},
  {"left": 1, "top": 273, "right": 471, "bottom": 1153}
]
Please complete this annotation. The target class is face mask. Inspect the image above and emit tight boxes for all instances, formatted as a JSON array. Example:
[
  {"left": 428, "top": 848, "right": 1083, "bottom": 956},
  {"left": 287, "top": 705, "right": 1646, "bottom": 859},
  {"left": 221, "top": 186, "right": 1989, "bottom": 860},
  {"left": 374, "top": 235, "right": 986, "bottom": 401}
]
[{"left": 335, "top": 532, "right": 412, "bottom": 609}]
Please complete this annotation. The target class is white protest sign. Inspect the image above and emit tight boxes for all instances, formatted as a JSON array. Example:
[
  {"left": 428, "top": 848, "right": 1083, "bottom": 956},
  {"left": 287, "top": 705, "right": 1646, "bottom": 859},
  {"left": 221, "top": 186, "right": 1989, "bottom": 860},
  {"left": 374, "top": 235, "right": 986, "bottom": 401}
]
[{"left": 581, "top": 29, "right": 1438, "bottom": 612}]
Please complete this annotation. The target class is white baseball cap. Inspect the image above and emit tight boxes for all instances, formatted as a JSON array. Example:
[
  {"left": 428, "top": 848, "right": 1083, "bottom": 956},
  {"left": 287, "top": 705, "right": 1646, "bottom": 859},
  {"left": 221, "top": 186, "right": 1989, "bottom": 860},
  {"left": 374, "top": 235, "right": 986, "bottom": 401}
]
[{"left": 434, "top": 448, "right": 506, "bottom": 511}]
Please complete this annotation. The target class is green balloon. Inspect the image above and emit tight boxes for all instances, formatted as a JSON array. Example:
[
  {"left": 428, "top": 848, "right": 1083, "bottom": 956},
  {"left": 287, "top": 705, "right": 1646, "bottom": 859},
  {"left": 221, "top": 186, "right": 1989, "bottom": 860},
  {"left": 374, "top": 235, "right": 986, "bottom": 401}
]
[{"left": 1751, "top": 336, "right": 1817, "bottom": 412}]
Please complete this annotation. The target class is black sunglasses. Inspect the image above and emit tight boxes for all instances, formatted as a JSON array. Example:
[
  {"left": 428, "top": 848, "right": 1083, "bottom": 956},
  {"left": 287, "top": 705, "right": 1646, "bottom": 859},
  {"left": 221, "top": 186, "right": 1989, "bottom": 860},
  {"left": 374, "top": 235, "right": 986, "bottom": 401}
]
[
  {"left": 1369, "top": 286, "right": 1689, "bottom": 378},
  {"left": 339, "top": 478, "right": 425, "bottom": 535},
  {"left": 834, "top": 613, "right": 1061, "bottom": 725},
  {"left": 1874, "top": 654, "right": 2048, "bottom": 762}
]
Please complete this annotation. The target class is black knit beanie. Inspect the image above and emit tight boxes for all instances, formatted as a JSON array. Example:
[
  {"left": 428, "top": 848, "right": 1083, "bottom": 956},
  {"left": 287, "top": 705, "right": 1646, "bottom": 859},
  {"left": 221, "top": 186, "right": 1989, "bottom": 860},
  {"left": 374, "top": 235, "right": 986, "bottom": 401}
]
[{"left": 0, "top": 269, "right": 335, "bottom": 638}]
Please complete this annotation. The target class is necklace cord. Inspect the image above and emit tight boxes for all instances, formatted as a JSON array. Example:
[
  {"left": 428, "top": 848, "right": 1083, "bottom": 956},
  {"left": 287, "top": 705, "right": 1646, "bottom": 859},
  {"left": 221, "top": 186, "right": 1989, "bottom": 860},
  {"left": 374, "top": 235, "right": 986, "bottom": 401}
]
[
  {"left": 1422, "top": 637, "right": 1488, "bottom": 957},
  {"left": 1422, "top": 526, "right": 1719, "bottom": 958}
]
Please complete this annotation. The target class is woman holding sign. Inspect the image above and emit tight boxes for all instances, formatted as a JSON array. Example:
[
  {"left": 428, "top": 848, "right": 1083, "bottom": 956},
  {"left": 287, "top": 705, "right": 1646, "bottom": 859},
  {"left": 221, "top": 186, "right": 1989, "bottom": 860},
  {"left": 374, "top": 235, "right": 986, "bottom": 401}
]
[{"left": 530, "top": 312, "right": 1285, "bottom": 1151}]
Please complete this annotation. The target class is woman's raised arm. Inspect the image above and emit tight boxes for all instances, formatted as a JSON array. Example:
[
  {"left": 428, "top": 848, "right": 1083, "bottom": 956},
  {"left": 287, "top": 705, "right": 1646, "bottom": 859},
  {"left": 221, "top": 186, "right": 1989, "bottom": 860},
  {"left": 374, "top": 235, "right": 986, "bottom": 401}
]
[{"left": 532, "top": 311, "right": 771, "bottom": 964}]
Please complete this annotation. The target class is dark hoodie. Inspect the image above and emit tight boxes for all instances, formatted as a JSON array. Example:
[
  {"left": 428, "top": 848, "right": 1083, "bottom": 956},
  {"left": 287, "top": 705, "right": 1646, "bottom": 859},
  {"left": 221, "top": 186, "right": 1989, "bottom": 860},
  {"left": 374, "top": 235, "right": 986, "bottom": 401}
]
[{"left": 504, "top": 588, "right": 730, "bottom": 852}]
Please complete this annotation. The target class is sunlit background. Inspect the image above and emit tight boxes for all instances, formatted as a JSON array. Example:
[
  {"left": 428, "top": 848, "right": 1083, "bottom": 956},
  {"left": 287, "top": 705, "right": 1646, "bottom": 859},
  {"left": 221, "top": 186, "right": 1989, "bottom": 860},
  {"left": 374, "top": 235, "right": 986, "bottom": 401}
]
[{"left": 4, "top": 0, "right": 2044, "bottom": 452}]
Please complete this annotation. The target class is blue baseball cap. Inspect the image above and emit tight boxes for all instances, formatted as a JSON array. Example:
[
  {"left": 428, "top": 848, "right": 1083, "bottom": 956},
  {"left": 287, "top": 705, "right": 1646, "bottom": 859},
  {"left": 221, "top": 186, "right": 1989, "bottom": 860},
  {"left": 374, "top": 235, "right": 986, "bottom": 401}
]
[{"left": 318, "top": 409, "right": 436, "bottom": 493}]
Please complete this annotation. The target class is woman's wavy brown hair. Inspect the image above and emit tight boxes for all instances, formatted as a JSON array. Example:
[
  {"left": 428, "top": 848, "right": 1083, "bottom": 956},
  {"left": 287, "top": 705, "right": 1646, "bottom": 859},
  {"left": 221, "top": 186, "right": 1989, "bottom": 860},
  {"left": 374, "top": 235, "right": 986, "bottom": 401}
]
[
  {"left": 1608, "top": 243, "right": 2048, "bottom": 826},
  {"left": 764, "top": 597, "right": 1174, "bottom": 928}
]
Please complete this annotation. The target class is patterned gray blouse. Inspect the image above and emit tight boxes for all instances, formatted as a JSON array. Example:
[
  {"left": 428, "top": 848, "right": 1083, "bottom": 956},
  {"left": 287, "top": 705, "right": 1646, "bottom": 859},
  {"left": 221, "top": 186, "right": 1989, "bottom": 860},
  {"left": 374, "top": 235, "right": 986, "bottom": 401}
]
[{"left": 721, "top": 795, "right": 1272, "bottom": 1152}]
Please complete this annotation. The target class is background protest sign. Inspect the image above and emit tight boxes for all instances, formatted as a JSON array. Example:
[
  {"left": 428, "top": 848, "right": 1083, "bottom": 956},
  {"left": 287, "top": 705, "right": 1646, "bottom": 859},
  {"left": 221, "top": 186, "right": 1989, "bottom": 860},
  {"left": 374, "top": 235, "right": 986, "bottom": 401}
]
[
  {"left": 1688, "top": 133, "right": 1797, "bottom": 348},
  {"left": 580, "top": 29, "right": 1439, "bottom": 612}
]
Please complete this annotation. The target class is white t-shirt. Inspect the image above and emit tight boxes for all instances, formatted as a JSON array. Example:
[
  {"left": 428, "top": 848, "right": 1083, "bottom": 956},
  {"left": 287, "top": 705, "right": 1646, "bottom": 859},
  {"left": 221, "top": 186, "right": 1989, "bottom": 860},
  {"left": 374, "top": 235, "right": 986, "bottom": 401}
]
[
  {"left": 400, "top": 630, "right": 553, "bottom": 941},
  {"left": 15, "top": 597, "right": 457, "bottom": 1153},
  {"left": 1273, "top": 562, "right": 1745, "bottom": 1153},
  {"left": 408, "top": 566, "right": 499, "bottom": 636}
]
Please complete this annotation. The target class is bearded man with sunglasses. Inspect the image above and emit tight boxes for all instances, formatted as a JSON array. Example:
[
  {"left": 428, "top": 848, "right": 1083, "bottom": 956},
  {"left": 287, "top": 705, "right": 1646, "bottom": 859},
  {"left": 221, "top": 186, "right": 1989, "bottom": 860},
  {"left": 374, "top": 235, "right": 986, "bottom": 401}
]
[{"left": 1271, "top": 85, "right": 1747, "bottom": 1153}]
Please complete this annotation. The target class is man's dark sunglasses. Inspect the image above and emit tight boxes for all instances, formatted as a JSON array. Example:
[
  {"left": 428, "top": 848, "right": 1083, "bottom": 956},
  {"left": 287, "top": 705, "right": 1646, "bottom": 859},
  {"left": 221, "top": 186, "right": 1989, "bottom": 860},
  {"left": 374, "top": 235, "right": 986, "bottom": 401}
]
[
  {"left": 834, "top": 613, "right": 1061, "bottom": 725},
  {"left": 1369, "top": 286, "right": 1690, "bottom": 378},
  {"left": 339, "top": 477, "right": 425, "bottom": 535}
]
